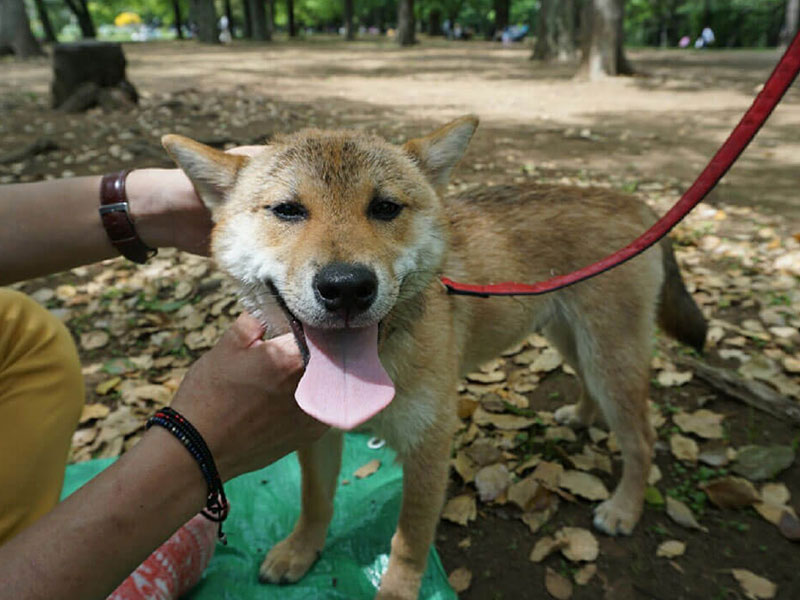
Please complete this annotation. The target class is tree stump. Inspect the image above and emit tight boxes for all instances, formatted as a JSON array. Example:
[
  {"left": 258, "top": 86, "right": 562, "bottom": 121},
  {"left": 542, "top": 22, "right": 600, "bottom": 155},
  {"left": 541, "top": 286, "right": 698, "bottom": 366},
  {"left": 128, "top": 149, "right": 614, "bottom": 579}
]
[{"left": 51, "top": 42, "right": 139, "bottom": 112}]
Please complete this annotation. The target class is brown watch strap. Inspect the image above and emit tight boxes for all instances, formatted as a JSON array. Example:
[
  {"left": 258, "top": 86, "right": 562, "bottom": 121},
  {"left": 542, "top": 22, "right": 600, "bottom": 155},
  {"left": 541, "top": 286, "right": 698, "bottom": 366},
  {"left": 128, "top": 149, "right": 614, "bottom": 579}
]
[{"left": 99, "top": 169, "right": 157, "bottom": 264}]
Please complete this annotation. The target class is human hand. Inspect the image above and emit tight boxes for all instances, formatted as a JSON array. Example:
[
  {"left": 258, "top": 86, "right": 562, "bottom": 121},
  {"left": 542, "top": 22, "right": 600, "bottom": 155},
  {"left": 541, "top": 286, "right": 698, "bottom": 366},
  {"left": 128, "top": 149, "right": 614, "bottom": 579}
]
[
  {"left": 170, "top": 312, "right": 327, "bottom": 481},
  {"left": 126, "top": 145, "right": 265, "bottom": 256}
]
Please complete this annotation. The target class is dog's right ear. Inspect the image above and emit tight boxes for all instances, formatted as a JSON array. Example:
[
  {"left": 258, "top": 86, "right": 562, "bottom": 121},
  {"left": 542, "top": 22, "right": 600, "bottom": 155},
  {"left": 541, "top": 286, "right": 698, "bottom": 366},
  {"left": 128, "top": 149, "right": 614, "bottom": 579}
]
[{"left": 161, "top": 134, "right": 247, "bottom": 211}]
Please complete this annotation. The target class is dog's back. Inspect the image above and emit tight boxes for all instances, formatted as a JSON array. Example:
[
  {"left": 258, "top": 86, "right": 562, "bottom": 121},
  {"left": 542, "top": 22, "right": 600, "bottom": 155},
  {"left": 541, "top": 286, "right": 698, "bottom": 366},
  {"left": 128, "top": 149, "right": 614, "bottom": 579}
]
[{"left": 443, "top": 182, "right": 706, "bottom": 375}]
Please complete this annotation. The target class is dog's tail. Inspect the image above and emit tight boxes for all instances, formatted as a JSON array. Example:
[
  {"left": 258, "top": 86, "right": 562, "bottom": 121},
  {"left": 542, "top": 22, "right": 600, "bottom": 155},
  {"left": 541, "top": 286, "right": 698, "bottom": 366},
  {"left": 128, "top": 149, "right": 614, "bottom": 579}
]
[{"left": 657, "top": 239, "right": 707, "bottom": 352}]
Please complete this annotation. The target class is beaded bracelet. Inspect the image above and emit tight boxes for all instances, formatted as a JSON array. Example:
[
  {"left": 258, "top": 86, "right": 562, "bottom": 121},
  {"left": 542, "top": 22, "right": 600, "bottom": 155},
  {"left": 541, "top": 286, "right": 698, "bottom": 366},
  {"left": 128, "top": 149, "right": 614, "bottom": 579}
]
[{"left": 146, "top": 407, "right": 230, "bottom": 544}]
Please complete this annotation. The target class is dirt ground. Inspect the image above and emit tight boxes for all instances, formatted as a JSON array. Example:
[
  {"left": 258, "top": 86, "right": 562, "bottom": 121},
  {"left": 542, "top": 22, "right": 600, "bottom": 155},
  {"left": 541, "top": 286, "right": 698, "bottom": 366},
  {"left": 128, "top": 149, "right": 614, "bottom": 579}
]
[{"left": 2, "top": 39, "right": 799, "bottom": 599}]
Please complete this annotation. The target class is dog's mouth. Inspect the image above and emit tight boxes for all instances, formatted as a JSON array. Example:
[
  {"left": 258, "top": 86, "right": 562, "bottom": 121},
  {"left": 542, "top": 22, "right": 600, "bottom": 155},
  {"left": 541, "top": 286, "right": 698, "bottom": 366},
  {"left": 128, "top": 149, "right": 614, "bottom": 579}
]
[{"left": 267, "top": 283, "right": 395, "bottom": 431}]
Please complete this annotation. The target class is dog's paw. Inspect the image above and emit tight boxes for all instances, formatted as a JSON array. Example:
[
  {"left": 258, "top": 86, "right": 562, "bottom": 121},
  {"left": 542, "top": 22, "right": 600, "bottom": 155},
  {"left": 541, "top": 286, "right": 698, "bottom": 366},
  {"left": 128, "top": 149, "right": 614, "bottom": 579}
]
[
  {"left": 592, "top": 497, "right": 640, "bottom": 536},
  {"left": 554, "top": 404, "right": 592, "bottom": 428},
  {"left": 258, "top": 536, "right": 321, "bottom": 584}
]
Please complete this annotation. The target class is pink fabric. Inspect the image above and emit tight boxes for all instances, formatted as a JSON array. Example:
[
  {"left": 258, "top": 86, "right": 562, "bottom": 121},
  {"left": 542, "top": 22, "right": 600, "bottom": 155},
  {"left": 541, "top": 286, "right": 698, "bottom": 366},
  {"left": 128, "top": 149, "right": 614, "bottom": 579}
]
[{"left": 107, "top": 513, "right": 217, "bottom": 600}]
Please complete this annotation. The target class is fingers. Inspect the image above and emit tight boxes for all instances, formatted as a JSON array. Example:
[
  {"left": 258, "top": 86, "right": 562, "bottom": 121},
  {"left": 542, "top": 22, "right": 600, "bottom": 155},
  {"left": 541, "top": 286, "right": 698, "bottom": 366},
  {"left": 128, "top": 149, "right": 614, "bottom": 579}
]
[
  {"left": 263, "top": 333, "right": 304, "bottom": 374},
  {"left": 228, "top": 312, "right": 266, "bottom": 348}
]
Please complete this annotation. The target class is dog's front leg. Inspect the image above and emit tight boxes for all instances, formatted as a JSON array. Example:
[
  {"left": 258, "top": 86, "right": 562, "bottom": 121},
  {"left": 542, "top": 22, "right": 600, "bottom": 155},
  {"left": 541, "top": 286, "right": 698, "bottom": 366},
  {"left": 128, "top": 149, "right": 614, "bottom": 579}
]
[
  {"left": 259, "top": 430, "right": 343, "bottom": 584},
  {"left": 377, "top": 432, "right": 451, "bottom": 600}
]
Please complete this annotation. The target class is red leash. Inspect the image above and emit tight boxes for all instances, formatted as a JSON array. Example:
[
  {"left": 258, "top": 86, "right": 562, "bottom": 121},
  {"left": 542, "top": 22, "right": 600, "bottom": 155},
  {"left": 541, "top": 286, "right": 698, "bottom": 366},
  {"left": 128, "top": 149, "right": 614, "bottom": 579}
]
[{"left": 441, "top": 32, "right": 800, "bottom": 298}]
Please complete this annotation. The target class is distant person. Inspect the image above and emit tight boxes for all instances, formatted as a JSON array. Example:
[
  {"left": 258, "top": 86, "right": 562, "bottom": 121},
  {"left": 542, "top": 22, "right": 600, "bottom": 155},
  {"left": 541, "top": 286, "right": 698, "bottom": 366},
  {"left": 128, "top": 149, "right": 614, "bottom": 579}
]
[
  {"left": 679, "top": 35, "right": 691, "bottom": 48},
  {"left": 219, "top": 15, "right": 231, "bottom": 43},
  {"left": 702, "top": 26, "right": 715, "bottom": 46}
]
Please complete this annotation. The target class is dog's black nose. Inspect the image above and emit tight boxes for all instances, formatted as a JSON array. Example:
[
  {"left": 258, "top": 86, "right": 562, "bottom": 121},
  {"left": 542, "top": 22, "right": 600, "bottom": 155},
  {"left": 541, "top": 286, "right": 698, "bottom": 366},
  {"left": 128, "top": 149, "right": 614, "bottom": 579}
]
[{"left": 314, "top": 263, "right": 378, "bottom": 314}]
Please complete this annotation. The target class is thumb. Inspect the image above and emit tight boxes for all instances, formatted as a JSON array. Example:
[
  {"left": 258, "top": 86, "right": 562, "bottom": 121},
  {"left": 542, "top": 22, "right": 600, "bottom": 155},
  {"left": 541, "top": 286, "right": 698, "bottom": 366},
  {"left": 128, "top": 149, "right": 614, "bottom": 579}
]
[{"left": 227, "top": 312, "right": 266, "bottom": 348}]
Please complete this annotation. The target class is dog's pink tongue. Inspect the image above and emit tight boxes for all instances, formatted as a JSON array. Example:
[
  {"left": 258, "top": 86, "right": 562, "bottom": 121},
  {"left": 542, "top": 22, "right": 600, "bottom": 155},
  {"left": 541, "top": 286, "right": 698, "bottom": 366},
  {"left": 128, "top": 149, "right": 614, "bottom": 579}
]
[{"left": 296, "top": 324, "right": 395, "bottom": 430}]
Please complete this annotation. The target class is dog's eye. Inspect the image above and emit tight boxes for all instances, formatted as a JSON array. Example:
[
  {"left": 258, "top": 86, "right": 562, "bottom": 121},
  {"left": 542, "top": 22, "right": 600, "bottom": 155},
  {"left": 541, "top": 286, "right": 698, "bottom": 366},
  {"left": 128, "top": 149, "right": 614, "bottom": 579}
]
[
  {"left": 271, "top": 202, "right": 308, "bottom": 221},
  {"left": 368, "top": 197, "right": 403, "bottom": 221}
]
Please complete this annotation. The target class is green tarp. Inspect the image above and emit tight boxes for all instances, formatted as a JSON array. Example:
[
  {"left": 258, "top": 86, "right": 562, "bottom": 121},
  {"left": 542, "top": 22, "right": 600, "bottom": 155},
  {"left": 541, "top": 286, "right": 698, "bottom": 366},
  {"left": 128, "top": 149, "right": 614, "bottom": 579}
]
[{"left": 62, "top": 433, "right": 456, "bottom": 600}]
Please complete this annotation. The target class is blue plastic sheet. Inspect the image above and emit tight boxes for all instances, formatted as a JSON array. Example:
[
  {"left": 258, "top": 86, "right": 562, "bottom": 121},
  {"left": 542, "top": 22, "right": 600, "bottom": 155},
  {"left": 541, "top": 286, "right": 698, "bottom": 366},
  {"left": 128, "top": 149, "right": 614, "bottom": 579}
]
[{"left": 62, "top": 433, "right": 456, "bottom": 599}]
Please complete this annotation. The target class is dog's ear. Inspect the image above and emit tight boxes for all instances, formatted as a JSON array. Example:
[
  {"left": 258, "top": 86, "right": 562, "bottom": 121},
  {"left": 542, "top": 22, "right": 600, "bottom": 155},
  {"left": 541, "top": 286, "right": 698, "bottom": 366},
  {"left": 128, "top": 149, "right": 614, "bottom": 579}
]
[
  {"left": 404, "top": 115, "right": 478, "bottom": 192},
  {"left": 161, "top": 134, "right": 248, "bottom": 211}
]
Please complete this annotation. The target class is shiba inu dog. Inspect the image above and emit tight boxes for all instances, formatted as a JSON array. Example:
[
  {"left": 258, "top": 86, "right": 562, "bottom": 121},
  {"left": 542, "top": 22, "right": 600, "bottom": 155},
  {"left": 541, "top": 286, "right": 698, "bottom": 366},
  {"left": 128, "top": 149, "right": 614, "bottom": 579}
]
[{"left": 163, "top": 116, "right": 706, "bottom": 599}]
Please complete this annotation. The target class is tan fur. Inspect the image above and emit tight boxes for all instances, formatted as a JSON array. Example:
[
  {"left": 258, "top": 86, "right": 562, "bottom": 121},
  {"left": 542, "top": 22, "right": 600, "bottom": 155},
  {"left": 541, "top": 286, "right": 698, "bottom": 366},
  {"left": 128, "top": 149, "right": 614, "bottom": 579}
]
[{"left": 163, "top": 117, "right": 705, "bottom": 599}]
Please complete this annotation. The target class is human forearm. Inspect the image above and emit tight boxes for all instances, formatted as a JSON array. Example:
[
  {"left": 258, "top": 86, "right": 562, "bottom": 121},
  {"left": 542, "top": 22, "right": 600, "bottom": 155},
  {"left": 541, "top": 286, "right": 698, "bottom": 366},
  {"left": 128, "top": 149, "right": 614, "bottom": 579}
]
[
  {"left": 0, "top": 427, "right": 207, "bottom": 600},
  {"left": 0, "top": 169, "right": 208, "bottom": 285}
]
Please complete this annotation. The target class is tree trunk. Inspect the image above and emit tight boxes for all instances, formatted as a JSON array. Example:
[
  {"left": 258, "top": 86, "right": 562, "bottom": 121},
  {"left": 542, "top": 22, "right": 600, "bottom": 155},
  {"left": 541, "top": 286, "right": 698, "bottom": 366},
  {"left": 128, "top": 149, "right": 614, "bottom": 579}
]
[
  {"left": 0, "top": 0, "right": 44, "bottom": 57},
  {"left": 249, "top": 0, "right": 270, "bottom": 40},
  {"left": 64, "top": 0, "right": 96, "bottom": 38},
  {"left": 190, "top": 0, "right": 219, "bottom": 43},
  {"left": 33, "top": 0, "right": 58, "bottom": 43},
  {"left": 532, "top": 0, "right": 552, "bottom": 59},
  {"left": 397, "top": 0, "right": 415, "bottom": 46},
  {"left": 241, "top": 0, "right": 252, "bottom": 37},
  {"left": 493, "top": 0, "right": 509, "bottom": 39},
  {"left": 429, "top": 8, "right": 442, "bottom": 35},
  {"left": 172, "top": 0, "right": 184, "bottom": 39},
  {"left": 780, "top": 0, "right": 799, "bottom": 48},
  {"left": 344, "top": 0, "right": 355, "bottom": 40},
  {"left": 532, "top": 0, "right": 574, "bottom": 60},
  {"left": 287, "top": 0, "right": 296, "bottom": 37},
  {"left": 577, "top": 0, "right": 632, "bottom": 80},
  {"left": 224, "top": 0, "right": 235, "bottom": 36}
]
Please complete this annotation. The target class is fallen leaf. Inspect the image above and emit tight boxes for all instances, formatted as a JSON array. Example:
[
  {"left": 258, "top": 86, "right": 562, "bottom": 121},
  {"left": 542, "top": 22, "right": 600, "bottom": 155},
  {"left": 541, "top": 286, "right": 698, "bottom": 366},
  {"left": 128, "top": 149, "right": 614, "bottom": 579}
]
[
  {"left": 731, "top": 569, "right": 777, "bottom": 599},
  {"left": 559, "top": 470, "right": 609, "bottom": 501},
  {"left": 760, "top": 483, "right": 790, "bottom": 506},
  {"left": 464, "top": 440, "right": 504, "bottom": 466},
  {"left": 457, "top": 396, "right": 478, "bottom": 419},
  {"left": 657, "top": 370, "right": 692, "bottom": 387},
  {"left": 698, "top": 444, "right": 731, "bottom": 467},
  {"left": 674, "top": 409, "right": 724, "bottom": 439},
  {"left": 81, "top": 330, "right": 110, "bottom": 350},
  {"left": 530, "top": 348, "right": 563, "bottom": 373},
  {"left": 530, "top": 536, "right": 563, "bottom": 562},
  {"left": 656, "top": 540, "right": 686, "bottom": 558},
  {"left": 126, "top": 384, "right": 172, "bottom": 406},
  {"left": 555, "top": 527, "right": 599, "bottom": 562},
  {"left": 472, "top": 406, "right": 537, "bottom": 430},
  {"left": 701, "top": 477, "right": 760, "bottom": 509},
  {"left": 644, "top": 486, "right": 664, "bottom": 506},
  {"left": 448, "top": 567, "right": 472, "bottom": 593},
  {"left": 475, "top": 463, "right": 511, "bottom": 502},
  {"left": 648, "top": 464, "right": 662, "bottom": 485},
  {"left": 778, "top": 511, "right": 800, "bottom": 541},
  {"left": 545, "top": 426, "right": 578, "bottom": 443},
  {"left": 545, "top": 567, "right": 573, "bottom": 600},
  {"left": 80, "top": 403, "right": 110, "bottom": 423},
  {"left": 670, "top": 434, "right": 699, "bottom": 463},
  {"left": 753, "top": 502, "right": 797, "bottom": 526},
  {"left": 508, "top": 477, "right": 542, "bottom": 511},
  {"left": 573, "top": 563, "right": 597, "bottom": 585},
  {"left": 452, "top": 451, "right": 478, "bottom": 484},
  {"left": 733, "top": 445, "right": 795, "bottom": 481},
  {"left": 666, "top": 497, "right": 707, "bottom": 532},
  {"left": 521, "top": 503, "right": 559, "bottom": 533},
  {"left": 354, "top": 459, "right": 381, "bottom": 479},
  {"left": 441, "top": 495, "right": 477, "bottom": 526},
  {"left": 532, "top": 461, "right": 564, "bottom": 488},
  {"left": 466, "top": 370, "right": 506, "bottom": 384}
]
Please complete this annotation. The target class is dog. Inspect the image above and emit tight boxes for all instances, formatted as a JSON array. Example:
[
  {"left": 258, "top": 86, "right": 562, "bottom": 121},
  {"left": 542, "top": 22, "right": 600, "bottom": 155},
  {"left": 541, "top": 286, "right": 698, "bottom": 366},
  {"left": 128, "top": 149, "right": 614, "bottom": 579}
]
[{"left": 163, "top": 115, "right": 706, "bottom": 599}]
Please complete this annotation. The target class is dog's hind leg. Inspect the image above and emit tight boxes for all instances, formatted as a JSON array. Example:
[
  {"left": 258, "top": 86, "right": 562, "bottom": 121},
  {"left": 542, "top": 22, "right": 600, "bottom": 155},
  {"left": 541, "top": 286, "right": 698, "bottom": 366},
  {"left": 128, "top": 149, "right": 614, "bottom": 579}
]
[
  {"left": 376, "top": 429, "right": 452, "bottom": 600},
  {"left": 574, "top": 315, "right": 655, "bottom": 536},
  {"left": 259, "top": 430, "right": 343, "bottom": 584},
  {"left": 544, "top": 318, "right": 599, "bottom": 428}
]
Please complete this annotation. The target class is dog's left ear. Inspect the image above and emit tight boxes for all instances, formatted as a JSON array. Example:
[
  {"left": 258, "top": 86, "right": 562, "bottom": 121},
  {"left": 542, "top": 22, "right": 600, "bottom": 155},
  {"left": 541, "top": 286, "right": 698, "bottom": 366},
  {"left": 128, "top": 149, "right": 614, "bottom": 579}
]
[
  {"left": 404, "top": 115, "right": 478, "bottom": 192},
  {"left": 161, "top": 134, "right": 248, "bottom": 211}
]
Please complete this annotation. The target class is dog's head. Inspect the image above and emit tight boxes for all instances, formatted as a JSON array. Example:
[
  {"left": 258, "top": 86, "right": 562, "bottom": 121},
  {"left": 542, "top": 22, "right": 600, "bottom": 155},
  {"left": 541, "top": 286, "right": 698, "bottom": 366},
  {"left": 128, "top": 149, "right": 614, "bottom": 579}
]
[{"left": 162, "top": 115, "right": 477, "bottom": 429}]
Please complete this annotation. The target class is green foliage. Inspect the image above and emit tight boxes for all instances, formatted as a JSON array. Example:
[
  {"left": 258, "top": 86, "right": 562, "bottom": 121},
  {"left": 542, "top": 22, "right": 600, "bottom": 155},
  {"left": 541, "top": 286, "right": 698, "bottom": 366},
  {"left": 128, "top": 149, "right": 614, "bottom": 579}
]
[
  {"left": 27, "top": 0, "right": 793, "bottom": 46},
  {"left": 626, "top": 0, "right": 786, "bottom": 48}
]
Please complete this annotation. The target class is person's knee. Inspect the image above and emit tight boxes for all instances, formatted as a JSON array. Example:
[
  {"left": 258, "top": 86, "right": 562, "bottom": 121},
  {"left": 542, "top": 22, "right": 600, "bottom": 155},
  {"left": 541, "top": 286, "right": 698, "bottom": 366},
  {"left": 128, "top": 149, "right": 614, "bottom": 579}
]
[{"left": 0, "top": 288, "right": 84, "bottom": 425}]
